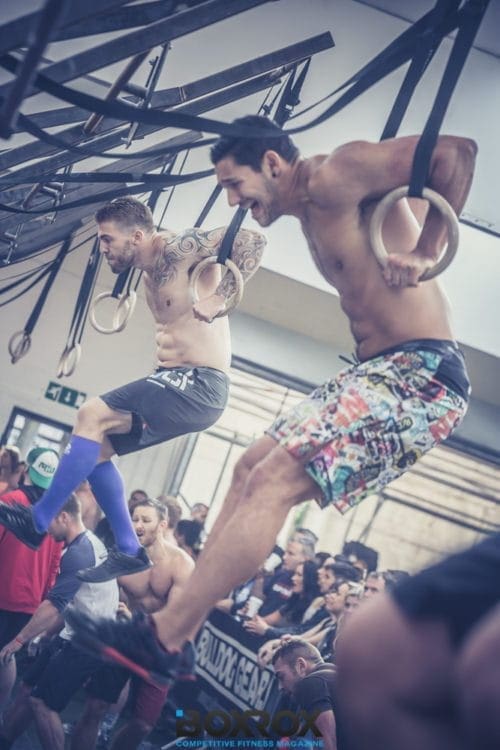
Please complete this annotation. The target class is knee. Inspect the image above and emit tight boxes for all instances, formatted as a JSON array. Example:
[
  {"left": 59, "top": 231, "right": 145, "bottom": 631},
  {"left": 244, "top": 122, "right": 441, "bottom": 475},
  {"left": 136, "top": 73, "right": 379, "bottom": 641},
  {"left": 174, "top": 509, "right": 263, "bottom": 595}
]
[
  {"left": 242, "top": 461, "right": 276, "bottom": 504},
  {"left": 81, "top": 697, "right": 110, "bottom": 722},
  {"left": 28, "top": 694, "right": 48, "bottom": 716},
  {"left": 75, "top": 397, "right": 103, "bottom": 431}
]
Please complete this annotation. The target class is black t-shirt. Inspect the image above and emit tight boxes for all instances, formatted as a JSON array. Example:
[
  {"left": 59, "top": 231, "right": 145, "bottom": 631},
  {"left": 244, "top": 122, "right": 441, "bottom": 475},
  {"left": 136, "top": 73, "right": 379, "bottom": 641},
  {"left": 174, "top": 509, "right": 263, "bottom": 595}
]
[
  {"left": 260, "top": 568, "right": 294, "bottom": 616},
  {"left": 293, "top": 663, "right": 337, "bottom": 715}
]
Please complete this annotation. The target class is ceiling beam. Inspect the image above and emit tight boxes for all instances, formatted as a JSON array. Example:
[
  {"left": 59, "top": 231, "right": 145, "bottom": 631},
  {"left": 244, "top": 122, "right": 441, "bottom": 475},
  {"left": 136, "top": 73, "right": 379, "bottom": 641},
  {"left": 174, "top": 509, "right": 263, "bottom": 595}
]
[
  {"left": 0, "top": 0, "right": 67, "bottom": 138},
  {"left": 0, "top": 0, "right": 272, "bottom": 104},
  {"left": 0, "top": 0, "right": 130, "bottom": 56},
  {"left": 23, "top": 33, "right": 333, "bottom": 131}
]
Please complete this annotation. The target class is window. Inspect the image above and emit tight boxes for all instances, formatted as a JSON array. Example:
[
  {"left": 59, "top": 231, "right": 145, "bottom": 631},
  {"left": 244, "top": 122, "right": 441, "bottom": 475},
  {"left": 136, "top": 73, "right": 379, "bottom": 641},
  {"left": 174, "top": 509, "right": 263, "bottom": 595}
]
[{"left": 1, "top": 407, "right": 71, "bottom": 458}]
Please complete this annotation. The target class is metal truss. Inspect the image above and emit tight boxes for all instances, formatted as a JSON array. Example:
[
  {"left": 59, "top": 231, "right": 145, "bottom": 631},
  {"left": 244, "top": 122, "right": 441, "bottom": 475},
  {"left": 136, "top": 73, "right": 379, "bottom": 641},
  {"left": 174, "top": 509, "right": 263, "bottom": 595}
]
[{"left": 0, "top": 0, "right": 334, "bottom": 264}]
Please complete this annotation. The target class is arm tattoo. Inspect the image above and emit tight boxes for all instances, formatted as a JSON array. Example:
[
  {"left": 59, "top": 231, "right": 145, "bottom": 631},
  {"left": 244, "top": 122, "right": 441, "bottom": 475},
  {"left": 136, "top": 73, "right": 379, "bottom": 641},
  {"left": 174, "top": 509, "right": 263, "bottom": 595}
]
[
  {"left": 152, "top": 227, "right": 266, "bottom": 299},
  {"left": 213, "top": 227, "right": 266, "bottom": 299},
  {"left": 151, "top": 230, "right": 206, "bottom": 286}
]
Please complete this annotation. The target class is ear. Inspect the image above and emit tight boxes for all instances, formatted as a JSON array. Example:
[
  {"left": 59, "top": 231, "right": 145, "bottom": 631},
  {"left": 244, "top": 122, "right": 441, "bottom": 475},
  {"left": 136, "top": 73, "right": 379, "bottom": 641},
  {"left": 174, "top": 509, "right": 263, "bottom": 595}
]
[
  {"left": 295, "top": 657, "right": 308, "bottom": 676},
  {"left": 262, "top": 150, "right": 283, "bottom": 178},
  {"left": 133, "top": 228, "right": 145, "bottom": 244}
]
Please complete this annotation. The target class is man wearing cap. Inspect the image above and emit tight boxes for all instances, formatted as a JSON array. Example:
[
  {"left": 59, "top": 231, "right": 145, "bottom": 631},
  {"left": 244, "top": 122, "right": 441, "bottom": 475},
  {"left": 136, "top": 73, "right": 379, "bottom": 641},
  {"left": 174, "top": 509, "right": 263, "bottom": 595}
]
[{"left": 0, "top": 447, "right": 62, "bottom": 710}]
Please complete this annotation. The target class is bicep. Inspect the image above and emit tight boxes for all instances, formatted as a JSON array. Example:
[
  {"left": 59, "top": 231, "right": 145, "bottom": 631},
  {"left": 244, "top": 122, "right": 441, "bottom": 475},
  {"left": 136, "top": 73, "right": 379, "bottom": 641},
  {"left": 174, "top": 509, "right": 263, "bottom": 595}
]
[
  {"left": 168, "top": 555, "right": 195, "bottom": 604},
  {"left": 175, "top": 227, "right": 226, "bottom": 261},
  {"left": 316, "top": 137, "right": 422, "bottom": 206}
]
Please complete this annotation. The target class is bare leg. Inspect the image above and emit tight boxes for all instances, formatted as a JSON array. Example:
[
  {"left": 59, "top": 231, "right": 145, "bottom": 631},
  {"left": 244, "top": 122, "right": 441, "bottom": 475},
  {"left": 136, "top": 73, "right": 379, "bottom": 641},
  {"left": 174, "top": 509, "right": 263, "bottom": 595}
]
[
  {"left": 70, "top": 697, "right": 110, "bottom": 750},
  {"left": 174, "top": 436, "right": 276, "bottom": 633},
  {"left": 336, "top": 594, "right": 465, "bottom": 750},
  {"left": 72, "top": 397, "right": 132, "bottom": 445},
  {"left": 109, "top": 718, "right": 151, "bottom": 750},
  {"left": 153, "top": 438, "right": 318, "bottom": 649},
  {"left": 29, "top": 695, "right": 65, "bottom": 750},
  {"left": 0, "top": 660, "right": 16, "bottom": 711},
  {"left": 0, "top": 683, "right": 33, "bottom": 745},
  {"left": 199, "top": 436, "right": 275, "bottom": 558},
  {"left": 458, "top": 604, "right": 500, "bottom": 749}
]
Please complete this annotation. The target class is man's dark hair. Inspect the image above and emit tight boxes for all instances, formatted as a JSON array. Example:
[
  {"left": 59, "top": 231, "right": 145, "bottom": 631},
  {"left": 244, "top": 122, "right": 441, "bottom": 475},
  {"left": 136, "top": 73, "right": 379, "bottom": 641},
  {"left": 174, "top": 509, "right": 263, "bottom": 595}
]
[
  {"left": 177, "top": 519, "right": 203, "bottom": 549},
  {"left": 95, "top": 196, "right": 155, "bottom": 233},
  {"left": 210, "top": 115, "right": 299, "bottom": 171},
  {"left": 1, "top": 445, "right": 22, "bottom": 472},
  {"left": 324, "top": 561, "right": 363, "bottom": 583},
  {"left": 272, "top": 638, "right": 323, "bottom": 667},
  {"left": 132, "top": 498, "right": 167, "bottom": 522},
  {"left": 342, "top": 540, "right": 379, "bottom": 573},
  {"left": 58, "top": 493, "right": 81, "bottom": 518}
]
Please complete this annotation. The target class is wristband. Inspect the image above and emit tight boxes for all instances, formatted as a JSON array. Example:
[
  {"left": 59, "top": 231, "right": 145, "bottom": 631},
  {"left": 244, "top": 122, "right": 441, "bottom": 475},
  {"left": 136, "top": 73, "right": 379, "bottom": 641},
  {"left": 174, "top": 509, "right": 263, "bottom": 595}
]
[{"left": 14, "top": 636, "right": 24, "bottom": 646}]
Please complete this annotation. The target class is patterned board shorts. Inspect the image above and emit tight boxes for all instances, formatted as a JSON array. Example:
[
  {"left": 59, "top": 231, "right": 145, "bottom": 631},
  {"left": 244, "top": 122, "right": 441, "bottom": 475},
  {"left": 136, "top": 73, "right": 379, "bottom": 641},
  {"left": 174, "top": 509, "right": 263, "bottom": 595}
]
[{"left": 266, "top": 346, "right": 468, "bottom": 513}]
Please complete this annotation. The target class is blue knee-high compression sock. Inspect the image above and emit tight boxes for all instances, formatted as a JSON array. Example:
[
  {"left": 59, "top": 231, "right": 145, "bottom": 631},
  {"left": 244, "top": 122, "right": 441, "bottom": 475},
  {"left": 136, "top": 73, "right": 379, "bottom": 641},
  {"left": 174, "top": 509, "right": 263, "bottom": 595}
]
[
  {"left": 87, "top": 461, "right": 140, "bottom": 555},
  {"left": 32, "top": 435, "right": 102, "bottom": 531}
]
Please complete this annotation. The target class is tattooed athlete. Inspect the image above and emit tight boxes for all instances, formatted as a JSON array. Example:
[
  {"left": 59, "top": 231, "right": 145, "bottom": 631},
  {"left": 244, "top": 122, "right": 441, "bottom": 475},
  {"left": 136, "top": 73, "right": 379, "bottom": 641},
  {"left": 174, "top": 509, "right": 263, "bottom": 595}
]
[{"left": 0, "top": 196, "right": 265, "bottom": 583}]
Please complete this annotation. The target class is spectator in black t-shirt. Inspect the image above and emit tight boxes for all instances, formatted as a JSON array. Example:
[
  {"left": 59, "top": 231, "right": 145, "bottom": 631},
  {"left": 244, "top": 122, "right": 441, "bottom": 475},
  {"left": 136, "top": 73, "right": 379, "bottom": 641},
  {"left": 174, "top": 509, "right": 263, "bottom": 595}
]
[{"left": 272, "top": 638, "right": 337, "bottom": 750}]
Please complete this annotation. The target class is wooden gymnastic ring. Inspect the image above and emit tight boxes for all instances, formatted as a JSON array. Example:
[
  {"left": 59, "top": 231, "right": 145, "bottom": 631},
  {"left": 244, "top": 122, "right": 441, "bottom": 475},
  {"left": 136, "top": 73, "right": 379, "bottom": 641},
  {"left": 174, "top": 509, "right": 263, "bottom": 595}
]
[
  {"left": 190, "top": 256, "right": 243, "bottom": 318},
  {"left": 112, "top": 290, "right": 137, "bottom": 332},
  {"left": 89, "top": 290, "right": 136, "bottom": 334},
  {"left": 56, "top": 343, "right": 82, "bottom": 378},
  {"left": 8, "top": 331, "right": 31, "bottom": 363},
  {"left": 369, "top": 185, "right": 459, "bottom": 280}
]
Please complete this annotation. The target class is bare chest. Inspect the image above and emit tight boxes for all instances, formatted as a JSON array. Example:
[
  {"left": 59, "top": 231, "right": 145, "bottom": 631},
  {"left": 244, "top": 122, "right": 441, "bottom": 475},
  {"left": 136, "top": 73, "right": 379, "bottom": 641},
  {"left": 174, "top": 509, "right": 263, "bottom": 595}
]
[
  {"left": 123, "top": 567, "right": 173, "bottom": 603},
  {"left": 143, "top": 270, "right": 192, "bottom": 324},
  {"left": 300, "top": 209, "right": 361, "bottom": 287}
]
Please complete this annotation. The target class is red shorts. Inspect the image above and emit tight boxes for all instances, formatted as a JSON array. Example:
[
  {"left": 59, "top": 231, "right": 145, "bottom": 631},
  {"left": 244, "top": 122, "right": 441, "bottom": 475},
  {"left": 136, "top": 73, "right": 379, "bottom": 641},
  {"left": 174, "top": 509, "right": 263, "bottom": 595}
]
[{"left": 87, "top": 663, "right": 169, "bottom": 725}]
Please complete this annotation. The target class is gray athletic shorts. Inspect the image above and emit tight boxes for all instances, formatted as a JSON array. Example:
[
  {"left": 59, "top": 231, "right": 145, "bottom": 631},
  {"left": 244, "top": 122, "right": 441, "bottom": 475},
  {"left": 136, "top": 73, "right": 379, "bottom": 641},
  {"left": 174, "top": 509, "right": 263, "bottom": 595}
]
[{"left": 100, "top": 366, "right": 229, "bottom": 455}]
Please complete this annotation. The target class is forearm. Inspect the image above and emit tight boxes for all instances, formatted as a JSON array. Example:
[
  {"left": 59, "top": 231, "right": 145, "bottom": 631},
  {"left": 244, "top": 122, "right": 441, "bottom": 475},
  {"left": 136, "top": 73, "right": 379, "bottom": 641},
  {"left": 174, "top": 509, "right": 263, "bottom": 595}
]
[
  {"left": 416, "top": 137, "right": 477, "bottom": 259},
  {"left": 315, "top": 710, "right": 337, "bottom": 750},
  {"left": 16, "top": 600, "right": 63, "bottom": 643}
]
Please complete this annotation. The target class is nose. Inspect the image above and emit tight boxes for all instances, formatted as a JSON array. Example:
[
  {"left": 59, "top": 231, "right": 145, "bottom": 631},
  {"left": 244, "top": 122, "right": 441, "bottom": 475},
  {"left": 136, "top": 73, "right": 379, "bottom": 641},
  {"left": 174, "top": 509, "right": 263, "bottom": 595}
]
[{"left": 226, "top": 187, "right": 239, "bottom": 207}]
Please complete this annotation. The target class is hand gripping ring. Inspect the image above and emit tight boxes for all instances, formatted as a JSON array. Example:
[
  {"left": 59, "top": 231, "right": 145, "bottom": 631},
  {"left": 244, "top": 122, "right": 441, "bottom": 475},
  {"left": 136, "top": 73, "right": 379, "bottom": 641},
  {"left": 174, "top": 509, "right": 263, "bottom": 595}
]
[
  {"left": 190, "top": 257, "right": 244, "bottom": 318},
  {"left": 369, "top": 186, "right": 460, "bottom": 281},
  {"left": 56, "top": 343, "right": 82, "bottom": 378},
  {"left": 8, "top": 331, "right": 31, "bottom": 363},
  {"left": 89, "top": 290, "right": 137, "bottom": 334}
]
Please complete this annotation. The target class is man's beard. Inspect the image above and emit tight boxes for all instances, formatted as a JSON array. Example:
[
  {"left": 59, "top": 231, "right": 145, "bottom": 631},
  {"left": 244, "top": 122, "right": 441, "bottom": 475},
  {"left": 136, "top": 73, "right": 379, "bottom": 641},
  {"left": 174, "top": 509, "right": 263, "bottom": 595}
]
[{"left": 109, "top": 240, "right": 134, "bottom": 273}]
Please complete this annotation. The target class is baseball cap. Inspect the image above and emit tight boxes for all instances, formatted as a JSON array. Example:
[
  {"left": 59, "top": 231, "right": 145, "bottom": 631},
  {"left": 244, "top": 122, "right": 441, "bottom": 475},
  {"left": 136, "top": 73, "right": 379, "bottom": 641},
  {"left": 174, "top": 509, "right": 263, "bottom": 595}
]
[{"left": 26, "top": 447, "right": 59, "bottom": 490}]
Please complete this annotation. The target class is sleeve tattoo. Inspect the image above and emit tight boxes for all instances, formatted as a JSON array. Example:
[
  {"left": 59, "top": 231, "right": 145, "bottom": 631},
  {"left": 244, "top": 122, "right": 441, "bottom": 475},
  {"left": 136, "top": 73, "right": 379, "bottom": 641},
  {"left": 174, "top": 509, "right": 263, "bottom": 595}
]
[
  {"left": 152, "top": 227, "right": 266, "bottom": 297},
  {"left": 212, "top": 227, "right": 266, "bottom": 300}
]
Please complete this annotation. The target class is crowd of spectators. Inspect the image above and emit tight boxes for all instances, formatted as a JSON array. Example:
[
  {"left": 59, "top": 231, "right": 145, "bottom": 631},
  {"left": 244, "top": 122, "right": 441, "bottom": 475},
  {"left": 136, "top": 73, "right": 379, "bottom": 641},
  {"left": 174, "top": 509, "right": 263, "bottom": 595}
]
[{"left": 0, "top": 442, "right": 410, "bottom": 750}]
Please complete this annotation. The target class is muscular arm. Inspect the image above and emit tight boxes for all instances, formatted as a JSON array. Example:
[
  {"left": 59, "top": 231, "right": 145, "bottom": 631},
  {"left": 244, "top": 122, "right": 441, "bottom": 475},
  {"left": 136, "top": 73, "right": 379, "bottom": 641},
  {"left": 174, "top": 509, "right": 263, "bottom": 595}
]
[
  {"left": 162, "top": 549, "right": 195, "bottom": 611},
  {"left": 317, "top": 135, "right": 477, "bottom": 284},
  {"left": 154, "top": 226, "right": 265, "bottom": 287},
  {"left": 0, "top": 600, "right": 63, "bottom": 664},
  {"left": 320, "top": 135, "right": 476, "bottom": 217},
  {"left": 315, "top": 710, "right": 337, "bottom": 750},
  {"left": 210, "top": 226, "right": 266, "bottom": 299},
  {"left": 175, "top": 225, "right": 265, "bottom": 320}
]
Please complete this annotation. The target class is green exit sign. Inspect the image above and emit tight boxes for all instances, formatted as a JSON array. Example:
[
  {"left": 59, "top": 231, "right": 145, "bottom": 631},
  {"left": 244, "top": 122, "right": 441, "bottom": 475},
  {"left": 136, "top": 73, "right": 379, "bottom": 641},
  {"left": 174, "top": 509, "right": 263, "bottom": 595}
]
[{"left": 45, "top": 381, "right": 87, "bottom": 409}]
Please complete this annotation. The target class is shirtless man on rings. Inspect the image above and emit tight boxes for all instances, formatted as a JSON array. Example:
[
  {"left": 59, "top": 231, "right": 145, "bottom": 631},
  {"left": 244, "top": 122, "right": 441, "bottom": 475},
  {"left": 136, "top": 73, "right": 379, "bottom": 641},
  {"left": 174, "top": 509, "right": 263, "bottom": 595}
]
[
  {"left": 59, "top": 116, "right": 477, "bottom": 684},
  {"left": 0, "top": 196, "right": 266, "bottom": 582},
  {"left": 71, "top": 498, "right": 194, "bottom": 750}
]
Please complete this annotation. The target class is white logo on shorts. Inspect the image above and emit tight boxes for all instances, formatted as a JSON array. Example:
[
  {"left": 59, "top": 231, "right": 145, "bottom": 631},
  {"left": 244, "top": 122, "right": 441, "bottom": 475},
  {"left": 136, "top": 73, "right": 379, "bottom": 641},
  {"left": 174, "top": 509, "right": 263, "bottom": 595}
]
[{"left": 155, "top": 369, "right": 195, "bottom": 392}]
